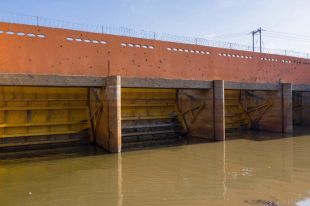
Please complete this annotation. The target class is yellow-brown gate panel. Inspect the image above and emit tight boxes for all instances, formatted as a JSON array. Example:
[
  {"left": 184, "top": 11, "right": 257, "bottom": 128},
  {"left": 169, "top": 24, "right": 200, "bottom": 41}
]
[
  {"left": 225, "top": 90, "right": 249, "bottom": 131},
  {"left": 0, "top": 86, "right": 91, "bottom": 147},
  {"left": 121, "top": 88, "right": 185, "bottom": 149},
  {"left": 121, "top": 88, "right": 179, "bottom": 120}
]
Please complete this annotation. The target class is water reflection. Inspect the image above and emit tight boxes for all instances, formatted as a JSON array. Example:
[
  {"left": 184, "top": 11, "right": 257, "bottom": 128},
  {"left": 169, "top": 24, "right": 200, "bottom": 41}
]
[
  {"left": 0, "top": 128, "right": 310, "bottom": 206},
  {"left": 296, "top": 198, "right": 310, "bottom": 206}
]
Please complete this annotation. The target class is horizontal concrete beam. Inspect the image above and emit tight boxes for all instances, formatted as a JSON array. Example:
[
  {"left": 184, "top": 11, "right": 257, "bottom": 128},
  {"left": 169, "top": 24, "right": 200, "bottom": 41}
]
[
  {"left": 224, "top": 81, "right": 280, "bottom": 91},
  {"left": 292, "top": 84, "right": 310, "bottom": 92},
  {"left": 122, "top": 77, "right": 213, "bottom": 89},
  {"left": 0, "top": 74, "right": 105, "bottom": 87},
  {"left": 2, "top": 74, "right": 308, "bottom": 92}
]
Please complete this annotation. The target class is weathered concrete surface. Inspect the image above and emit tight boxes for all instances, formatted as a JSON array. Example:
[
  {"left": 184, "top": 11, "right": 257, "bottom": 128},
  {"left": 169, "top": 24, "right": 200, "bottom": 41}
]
[
  {"left": 293, "top": 84, "right": 310, "bottom": 92},
  {"left": 214, "top": 80, "right": 225, "bottom": 141},
  {"left": 0, "top": 20, "right": 308, "bottom": 148},
  {"left": 1, "top": 22, "right": 310, "bottom": 84},
  {"left": 92, "top": 76, "right": 121, "bottom": 153},
  {"left": 178, "top": 89, "right": 214, "bottom": 139},
  {"left": 0, "top": 73, "right": 105, "bottom": 87},
  {"left": 225, "top": 81, "right": 280, "bottom": 91},
  {"left": 122, "top": 77, "right": 212, "bottom": 89},
  {"left": 302, "top": 92, "right": 310, "bottom": 126},
  {"left": 282, "top": 83, "right": 293, "bottom": 133},
  {"left": 106, "top": 76, "right": 122, "bottom": 152},
  {"left": 292, "top": 91, "right": 303, "bottom": 125}
]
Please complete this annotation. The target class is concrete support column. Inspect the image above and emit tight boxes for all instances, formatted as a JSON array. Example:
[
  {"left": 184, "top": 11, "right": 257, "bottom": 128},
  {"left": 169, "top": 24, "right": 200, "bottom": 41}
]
[
  {"left": 93, "top": 76, "right": 122, "bottom": 153},
  {"left": 214, "top": 80, "right": 225, "bottom": 141},
  {"left": 302, "top": 92, "right": 310, "bottom": 126},
  {"left": 282, "top": 83, "right": 293, "bottom": 133},
  {"left": 106, "top": 76, "right": 122, "bottom": 152}
]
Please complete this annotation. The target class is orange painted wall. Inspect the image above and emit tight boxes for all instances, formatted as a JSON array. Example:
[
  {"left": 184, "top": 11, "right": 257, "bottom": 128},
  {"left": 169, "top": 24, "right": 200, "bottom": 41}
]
[{"left": 0, "top": 22, "right": 310, "bottom": 84}]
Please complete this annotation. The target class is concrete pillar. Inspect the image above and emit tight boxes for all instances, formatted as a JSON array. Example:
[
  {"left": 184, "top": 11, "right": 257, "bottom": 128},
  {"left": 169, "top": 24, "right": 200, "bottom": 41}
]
[
  {"left": 282, "top": 83, "right": 293, "bottom": 133},
  {"left": 95, "top": 76, "right": 122, "bottom": 153},
  {"left": 302, "top": 92, "right": 310, "bottom": 126},
  {"left": 214, "top": 80, "right": 225, "bottom": 141},
  {"left": 106, "top": 76, "right": 122, "bottom": 152}
]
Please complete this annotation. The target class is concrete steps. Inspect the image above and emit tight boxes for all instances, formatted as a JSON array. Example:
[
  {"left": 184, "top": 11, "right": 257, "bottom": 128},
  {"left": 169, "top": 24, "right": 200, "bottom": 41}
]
[
  {"left": 122, "top": 118, "right": 184, "bottom": 149},
  {"left": 122, "top": 137, "right": 185, "bottom": 150}
]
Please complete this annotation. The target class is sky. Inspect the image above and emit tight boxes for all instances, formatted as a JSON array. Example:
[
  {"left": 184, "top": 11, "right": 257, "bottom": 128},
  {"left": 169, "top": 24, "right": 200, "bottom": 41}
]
[{"left": 1, "top": 0, "right": 310, "bottom": 54}]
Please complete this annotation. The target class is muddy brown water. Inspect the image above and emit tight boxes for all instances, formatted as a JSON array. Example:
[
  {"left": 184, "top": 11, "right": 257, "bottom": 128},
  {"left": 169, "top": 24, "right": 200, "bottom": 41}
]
[{"left": 1, "top": 128, "right": 310, "bottom": 206}]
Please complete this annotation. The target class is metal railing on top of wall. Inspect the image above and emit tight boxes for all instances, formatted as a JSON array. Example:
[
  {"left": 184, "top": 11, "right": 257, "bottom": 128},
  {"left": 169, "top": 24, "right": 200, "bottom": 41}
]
[{"left": 0, "top": 11, "right": 309, "bottom": 59}]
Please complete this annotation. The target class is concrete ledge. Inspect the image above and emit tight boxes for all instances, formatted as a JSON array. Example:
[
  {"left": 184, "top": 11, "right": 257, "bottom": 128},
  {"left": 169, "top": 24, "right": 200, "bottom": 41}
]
[
  {"left": 225, "top": 81, "right": 280, "bottom": 91},
  {"left": 0, "top": 73, "right": 105, "bottom": 87},
  {"left": 122, "top": 77, "right": 213, "bottom": 89},
  {"left": 2, "top": 74, "right": 308, "bottom": 91},
  {"left": 292, "top": 84, "right": 310, "bottom": 92}
]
